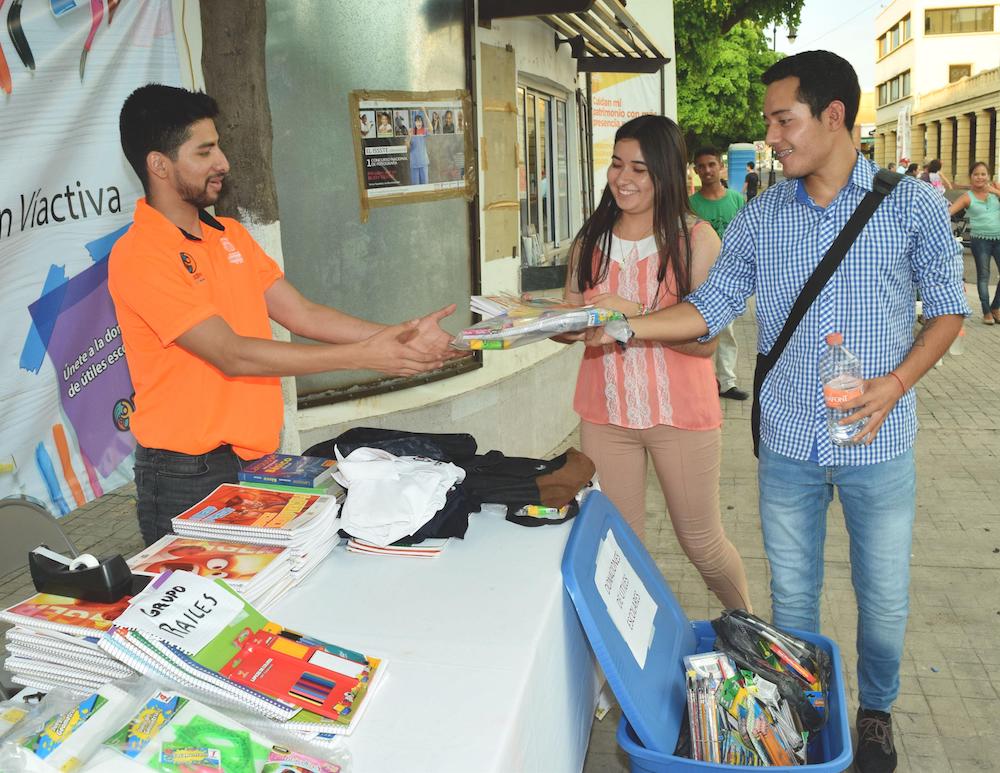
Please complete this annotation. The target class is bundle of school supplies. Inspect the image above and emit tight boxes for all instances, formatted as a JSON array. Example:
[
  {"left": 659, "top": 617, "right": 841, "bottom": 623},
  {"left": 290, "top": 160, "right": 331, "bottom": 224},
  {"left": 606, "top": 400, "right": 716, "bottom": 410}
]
[
  {"left": 98, "top": 570, "right": 384, "bottom": 745},
  {"left": 0, "top": 681, "right": 351, "bottom": 772},
  {"left": 0, "top": 592, "right": 139, "bottom": 695},
  {"left": 680, "top": 610, "right": 832, "bottom": 765},
  {"left": 127, "top": 535, "right": 296, "bottom": 610},
  {"left": 711, "top": 609, "right": 831, "bottom": 734},
  {"left": 452, "top": 306, "right": 626, "bottom": 350},
  {"left": 170, "top": 483, "right": 341, "bottom": 585},
  {"left": 0, "top": 683, "right": 140, "bottom": 771}
]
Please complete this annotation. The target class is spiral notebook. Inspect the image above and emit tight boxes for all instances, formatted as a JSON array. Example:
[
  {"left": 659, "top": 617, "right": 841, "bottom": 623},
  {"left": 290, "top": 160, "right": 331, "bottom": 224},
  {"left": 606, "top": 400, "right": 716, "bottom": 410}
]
[{"left": 101, "top": 570, "right": 384, "bottom": 735}]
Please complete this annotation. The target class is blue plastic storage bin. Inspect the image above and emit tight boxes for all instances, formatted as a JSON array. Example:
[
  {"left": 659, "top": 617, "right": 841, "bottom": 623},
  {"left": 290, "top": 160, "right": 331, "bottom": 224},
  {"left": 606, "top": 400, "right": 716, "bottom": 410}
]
[{"left": 562, "top": 491, "right": 852, "bottom": 772}]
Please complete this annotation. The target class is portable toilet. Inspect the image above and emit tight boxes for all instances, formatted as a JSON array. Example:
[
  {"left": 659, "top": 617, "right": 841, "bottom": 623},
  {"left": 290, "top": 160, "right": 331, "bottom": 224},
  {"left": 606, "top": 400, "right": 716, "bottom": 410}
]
[{"left": 727, "top": 143, "right": 756, "bottom": 192}]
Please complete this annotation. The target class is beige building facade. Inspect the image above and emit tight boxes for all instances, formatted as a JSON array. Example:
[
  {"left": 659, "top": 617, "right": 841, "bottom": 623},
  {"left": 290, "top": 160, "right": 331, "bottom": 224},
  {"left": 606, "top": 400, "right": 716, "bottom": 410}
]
[{"left": 873, "top": 1, "right": 1000, "bottom": 185}]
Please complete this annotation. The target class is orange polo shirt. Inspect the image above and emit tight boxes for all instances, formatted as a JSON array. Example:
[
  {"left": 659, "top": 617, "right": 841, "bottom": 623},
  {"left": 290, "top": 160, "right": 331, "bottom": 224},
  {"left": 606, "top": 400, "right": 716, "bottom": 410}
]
[{"left": 109, "top": 199, "right": 284, "bottom": 459}]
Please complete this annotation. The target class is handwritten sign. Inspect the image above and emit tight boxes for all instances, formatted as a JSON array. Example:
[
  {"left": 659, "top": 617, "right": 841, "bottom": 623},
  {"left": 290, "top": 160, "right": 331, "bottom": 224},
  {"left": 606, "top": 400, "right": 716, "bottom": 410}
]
[
  {"left": 114, "top": 570, "right": 244, "bottom": 653},
  {"left": 594, "top": 530, "right": 656, "bottom": 669}
]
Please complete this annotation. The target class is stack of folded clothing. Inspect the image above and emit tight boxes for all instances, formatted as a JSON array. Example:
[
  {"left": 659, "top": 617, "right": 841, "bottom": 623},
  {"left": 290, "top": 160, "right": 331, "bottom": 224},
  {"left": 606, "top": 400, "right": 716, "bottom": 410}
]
[
  {"left": 310, "top": 428, "right": 597, "bottom": 545},
  {"left": 334, "top": 447, "right": 466, "bottom": 546}
]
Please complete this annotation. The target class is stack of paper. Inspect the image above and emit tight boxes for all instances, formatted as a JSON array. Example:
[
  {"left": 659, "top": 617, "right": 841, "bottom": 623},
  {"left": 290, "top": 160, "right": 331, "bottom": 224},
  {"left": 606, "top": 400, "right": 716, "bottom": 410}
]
[
  {"left": 0, "top": 592, "right": 138, "bottom": 694},
  {"left": 170, "top": 483, "right": 341, "bottom": 585},
  {"left": 345, "top": 536, "right": 450, "bottom": 558},
  {"left": 99, "top": 570, "right": 384, "bottom": 745},
  {"left": 127, "top": 535, "right": 297, "bottom": 610},
  {"left": 470, "top": 293, "right": 578, "bottom": 318}
]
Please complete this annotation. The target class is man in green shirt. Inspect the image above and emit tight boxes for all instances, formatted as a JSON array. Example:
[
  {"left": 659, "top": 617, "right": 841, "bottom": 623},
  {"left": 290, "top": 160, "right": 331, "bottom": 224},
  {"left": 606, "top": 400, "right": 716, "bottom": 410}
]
[{"left": 689, "top": 147, "right": 748, "bottom": 400}]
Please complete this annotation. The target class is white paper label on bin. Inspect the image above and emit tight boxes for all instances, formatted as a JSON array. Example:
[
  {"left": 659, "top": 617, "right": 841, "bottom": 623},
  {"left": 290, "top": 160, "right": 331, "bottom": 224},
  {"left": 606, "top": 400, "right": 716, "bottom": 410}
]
[{"left": 594, "top": 530, "right": 656, "bottom": 669}]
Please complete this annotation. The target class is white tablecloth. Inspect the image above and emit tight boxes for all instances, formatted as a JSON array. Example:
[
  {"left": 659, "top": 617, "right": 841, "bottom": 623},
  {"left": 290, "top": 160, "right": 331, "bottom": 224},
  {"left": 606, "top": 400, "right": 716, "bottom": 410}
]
[{"left": 270, "top": 508, "right": 601, "bottom": 772}]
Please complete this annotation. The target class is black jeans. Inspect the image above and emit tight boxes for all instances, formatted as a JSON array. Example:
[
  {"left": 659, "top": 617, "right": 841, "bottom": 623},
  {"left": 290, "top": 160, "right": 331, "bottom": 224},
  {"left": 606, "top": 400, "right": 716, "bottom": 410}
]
[{"left": 133, "top": 444, "right": 244, "bottom": 546}]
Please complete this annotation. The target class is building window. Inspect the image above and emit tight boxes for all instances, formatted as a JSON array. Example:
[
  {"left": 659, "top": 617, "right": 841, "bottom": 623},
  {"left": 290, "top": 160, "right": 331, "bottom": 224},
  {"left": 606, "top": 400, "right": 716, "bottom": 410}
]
[
  {"left": 876, "top": 13, "right": 912, "bottom": 58},
  {"left": 925, "top": 6, "right": 994, "bottom": 34},
  {"left": 517, "top": 86, "right": 571, "bottom": 266},
  {"left": 877, "top": 70, "right": 911, "bottom": 106},
  {"left": 949, "top": 64, "right": 972, "bottom": 82}
]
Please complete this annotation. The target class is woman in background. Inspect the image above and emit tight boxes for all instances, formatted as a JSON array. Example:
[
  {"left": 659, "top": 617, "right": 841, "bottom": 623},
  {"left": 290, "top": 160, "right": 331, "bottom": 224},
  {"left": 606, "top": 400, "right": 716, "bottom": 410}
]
[
  {"left": 920, "top": 158, "right": 952, "bottom": 193},
  {"left": 557, "top": 115, "right": 751, "bottom": 612},
  {"left": 950, "top": 161, "right": 1000, "bottom": 325}
]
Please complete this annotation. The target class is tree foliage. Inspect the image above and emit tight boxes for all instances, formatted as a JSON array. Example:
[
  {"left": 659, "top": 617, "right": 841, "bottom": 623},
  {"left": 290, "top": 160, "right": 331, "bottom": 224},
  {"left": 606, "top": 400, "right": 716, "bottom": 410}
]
[{"left": 674, "top": 0, "right": 805, "bottom": 152}]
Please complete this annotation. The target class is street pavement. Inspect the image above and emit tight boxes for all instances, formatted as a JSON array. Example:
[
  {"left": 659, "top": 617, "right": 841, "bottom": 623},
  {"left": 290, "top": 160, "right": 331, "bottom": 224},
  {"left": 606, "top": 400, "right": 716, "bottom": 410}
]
[{"left": 0, "top": 252, "right": 997, "bottom": 771}]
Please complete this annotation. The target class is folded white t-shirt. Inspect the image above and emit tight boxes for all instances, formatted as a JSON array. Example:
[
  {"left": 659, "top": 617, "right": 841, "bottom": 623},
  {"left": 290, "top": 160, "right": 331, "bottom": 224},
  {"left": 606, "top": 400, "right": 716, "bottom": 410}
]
[{"left": 334, "top": 446, "right": 466, "bottom": 546}]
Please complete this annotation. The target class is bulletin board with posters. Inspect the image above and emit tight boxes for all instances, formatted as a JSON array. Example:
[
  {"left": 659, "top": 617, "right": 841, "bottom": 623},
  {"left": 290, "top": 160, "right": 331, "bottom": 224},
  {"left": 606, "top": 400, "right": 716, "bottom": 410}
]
[{"left": 350, "top": 89, "right": 475, "bottom": 222}]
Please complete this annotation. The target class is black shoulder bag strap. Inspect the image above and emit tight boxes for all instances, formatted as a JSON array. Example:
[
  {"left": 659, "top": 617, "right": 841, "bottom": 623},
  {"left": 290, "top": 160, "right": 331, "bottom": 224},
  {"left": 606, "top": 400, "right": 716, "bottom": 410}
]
[{"left": 751, "top": 169, "right": 902, "bottom": 458}]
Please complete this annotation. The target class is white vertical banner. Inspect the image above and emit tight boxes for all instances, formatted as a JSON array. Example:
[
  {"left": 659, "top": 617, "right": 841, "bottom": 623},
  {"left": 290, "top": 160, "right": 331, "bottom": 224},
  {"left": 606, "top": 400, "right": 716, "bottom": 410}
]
[
  {"left": 590, "top": 72, "right": 660, "bottom": 199},
  {"left": 896, "top": 105, "right": 911, "bottom": 163},
  {"left": 0, "top": 0, "right": 184, "bottom": 514}
]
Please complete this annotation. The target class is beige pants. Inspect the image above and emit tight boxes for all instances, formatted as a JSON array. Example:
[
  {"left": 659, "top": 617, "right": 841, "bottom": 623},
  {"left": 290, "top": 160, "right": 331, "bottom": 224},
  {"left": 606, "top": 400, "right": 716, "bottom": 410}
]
[{"left": 581, "top": 421, "right": 752, "bottom": 612}]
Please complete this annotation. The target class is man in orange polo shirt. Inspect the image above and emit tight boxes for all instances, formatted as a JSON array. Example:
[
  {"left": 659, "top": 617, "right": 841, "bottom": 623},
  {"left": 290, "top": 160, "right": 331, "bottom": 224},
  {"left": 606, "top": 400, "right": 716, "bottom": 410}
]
[{"left": 110, "top": 84, "right": 458, "bottom": 545}]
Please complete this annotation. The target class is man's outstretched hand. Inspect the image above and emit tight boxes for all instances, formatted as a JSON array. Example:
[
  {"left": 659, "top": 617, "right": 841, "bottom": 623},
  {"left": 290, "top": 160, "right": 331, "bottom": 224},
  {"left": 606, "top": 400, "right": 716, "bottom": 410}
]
[{"left": 357, "top": 304, "right": 466, "bottom": 376}]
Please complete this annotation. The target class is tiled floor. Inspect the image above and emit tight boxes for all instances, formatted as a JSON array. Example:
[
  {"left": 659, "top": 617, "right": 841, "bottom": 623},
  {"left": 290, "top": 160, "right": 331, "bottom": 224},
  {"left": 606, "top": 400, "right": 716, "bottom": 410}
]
[
  {"left": 582, "top": 268, "right": 1000, "bottom": 772},
  {"left": 1, "top": 257, "right": 997, "bottom": 772}
]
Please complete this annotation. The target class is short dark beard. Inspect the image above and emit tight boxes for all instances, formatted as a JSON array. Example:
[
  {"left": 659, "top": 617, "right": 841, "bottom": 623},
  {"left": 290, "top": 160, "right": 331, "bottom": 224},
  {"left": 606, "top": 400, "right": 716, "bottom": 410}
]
[{"left": 179, "top": 177, "right": 221, "bottom": 209}]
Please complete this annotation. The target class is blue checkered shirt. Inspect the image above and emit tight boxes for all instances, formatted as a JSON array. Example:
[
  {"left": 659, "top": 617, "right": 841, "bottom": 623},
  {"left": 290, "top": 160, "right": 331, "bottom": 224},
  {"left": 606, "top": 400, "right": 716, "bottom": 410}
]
[{"left": 688, "top": 154, "right": 969, "bottom": 466}]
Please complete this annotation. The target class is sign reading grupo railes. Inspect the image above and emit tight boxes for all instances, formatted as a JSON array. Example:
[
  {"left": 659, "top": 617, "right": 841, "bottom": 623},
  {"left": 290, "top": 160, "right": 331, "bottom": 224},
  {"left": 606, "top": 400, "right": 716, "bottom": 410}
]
[{"left": 350, "top": 89, "right": 474, "bottom": 222}]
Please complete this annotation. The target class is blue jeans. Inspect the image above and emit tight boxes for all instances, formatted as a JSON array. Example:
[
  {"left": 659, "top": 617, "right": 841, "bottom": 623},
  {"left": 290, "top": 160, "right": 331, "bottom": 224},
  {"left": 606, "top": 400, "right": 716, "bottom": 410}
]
[
  {"left": 758, "top": 443, "right": 916, "bottom": 712},
  {"left": 970, "top": 237, "right": 1000, "bottom": 314},
  {"left": 133, "top": 444, "right": 246, "bottom": 546}
]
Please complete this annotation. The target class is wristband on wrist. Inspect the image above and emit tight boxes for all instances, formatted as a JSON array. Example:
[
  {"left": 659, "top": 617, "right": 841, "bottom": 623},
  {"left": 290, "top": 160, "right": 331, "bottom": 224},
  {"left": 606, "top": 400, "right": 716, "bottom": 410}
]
[{"left": 888, "top": 370, "right": 907, "bottom": 395}]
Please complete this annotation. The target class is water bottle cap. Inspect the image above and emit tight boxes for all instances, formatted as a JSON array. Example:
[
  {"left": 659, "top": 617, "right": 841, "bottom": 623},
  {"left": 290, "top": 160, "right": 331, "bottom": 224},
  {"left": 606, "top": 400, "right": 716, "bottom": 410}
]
[{"left": 825, "top": 332, "right": 843, "bottom": 345}]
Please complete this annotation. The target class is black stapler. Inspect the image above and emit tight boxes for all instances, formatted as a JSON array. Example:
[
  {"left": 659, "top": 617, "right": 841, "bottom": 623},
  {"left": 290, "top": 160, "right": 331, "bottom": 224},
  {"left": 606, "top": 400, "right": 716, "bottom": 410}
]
[{"left": 28, "top": 546, "right": 142, "bottom": 603}]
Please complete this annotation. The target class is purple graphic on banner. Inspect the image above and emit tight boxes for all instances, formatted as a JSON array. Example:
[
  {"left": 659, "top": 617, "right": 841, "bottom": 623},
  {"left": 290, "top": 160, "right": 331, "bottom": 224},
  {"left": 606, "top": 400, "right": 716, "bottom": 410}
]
[{"left": 27, "top": 256, "right": 135, "bottom": 478}]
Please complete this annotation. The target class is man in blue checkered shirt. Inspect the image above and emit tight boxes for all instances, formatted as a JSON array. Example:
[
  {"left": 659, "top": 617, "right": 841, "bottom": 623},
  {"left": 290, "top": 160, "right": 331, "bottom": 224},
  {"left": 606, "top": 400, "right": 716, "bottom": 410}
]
[{"left": 588, "top": 51, "right": 968, "bottom": 773}]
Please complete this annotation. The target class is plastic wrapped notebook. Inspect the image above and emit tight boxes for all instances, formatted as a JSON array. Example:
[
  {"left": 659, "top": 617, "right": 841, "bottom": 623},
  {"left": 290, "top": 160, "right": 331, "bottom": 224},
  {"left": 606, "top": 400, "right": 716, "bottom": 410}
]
[{"left": 453, "top": 306, "right": 625, "bottom": 350}]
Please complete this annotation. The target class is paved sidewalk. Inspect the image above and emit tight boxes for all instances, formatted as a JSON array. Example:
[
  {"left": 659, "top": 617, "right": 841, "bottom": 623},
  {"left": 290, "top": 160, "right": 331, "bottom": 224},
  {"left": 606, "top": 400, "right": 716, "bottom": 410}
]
[{"left": 1, "top": 260, "right": 997, "bottom": 772}]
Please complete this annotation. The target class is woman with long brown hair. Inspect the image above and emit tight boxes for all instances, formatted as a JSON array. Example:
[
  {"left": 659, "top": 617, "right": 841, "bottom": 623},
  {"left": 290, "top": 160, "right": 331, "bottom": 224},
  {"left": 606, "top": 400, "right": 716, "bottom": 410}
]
[{"left": 559, "top": 115, "right": 750, "bottom": 611}]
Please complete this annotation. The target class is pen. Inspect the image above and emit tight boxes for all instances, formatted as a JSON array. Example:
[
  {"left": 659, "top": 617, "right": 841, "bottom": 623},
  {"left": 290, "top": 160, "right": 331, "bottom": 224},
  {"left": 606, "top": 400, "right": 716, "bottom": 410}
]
[{"left": 769, "top": 642, "right": 817, "bottom": 685}]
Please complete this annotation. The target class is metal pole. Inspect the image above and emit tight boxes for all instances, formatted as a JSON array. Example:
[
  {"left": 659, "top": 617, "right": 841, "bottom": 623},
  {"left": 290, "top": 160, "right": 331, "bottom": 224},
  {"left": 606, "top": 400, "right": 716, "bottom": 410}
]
[{"left": 768, "top": 23, "right": 777, "bottom": 187}]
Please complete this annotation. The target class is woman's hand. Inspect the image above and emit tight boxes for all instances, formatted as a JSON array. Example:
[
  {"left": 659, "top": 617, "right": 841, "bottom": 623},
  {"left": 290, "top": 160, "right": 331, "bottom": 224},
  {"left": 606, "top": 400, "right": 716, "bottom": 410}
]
[
  {"left": 583, "top": 325, "right": 616, "bottom": 347},
  {"left": 551, "top": 331, "right": 588, "bottom": 344},
  {"left": 590, "top": 293, "right": 639, "bottom": 316}
]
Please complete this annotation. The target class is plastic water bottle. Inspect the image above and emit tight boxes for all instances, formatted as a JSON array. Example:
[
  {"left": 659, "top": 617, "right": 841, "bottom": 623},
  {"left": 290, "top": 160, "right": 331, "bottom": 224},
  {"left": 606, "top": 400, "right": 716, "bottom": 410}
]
[
  {"left": 820, "top": 333, "right": 867, "bottom": 446},
  {"left": 948, "top": 326, "right": 965, "bottom": 356}
]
